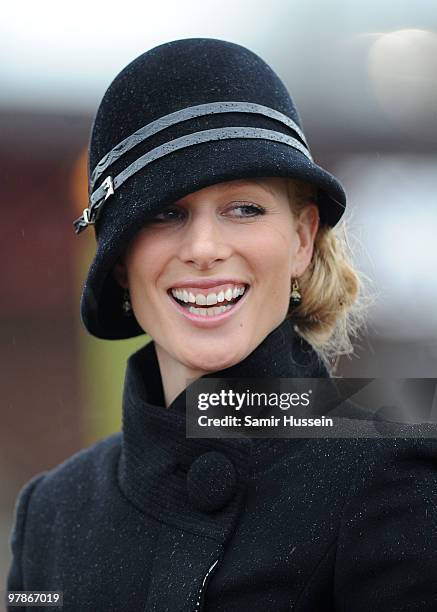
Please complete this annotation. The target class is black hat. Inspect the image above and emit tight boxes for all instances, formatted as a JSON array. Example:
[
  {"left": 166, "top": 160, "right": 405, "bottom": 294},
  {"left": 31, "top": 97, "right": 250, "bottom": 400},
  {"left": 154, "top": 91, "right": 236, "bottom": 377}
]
[{"left": 75, "top": 37, "right": 347, "bottom": 340}]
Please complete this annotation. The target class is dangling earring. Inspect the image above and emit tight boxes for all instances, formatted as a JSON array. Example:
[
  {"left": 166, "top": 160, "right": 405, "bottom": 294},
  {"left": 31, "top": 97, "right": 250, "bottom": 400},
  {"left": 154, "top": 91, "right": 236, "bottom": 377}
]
[
  {"left": 122, "top": 288, "right": 133, "bottom": 315},
  {"left": 290, "top": 279, "right": 302, "bottom": 306}
]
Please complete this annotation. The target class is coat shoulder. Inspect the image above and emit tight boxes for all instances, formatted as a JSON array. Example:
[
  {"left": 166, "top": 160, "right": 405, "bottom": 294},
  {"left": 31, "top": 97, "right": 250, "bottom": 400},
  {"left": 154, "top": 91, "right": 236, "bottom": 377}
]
[
  {"left": 7, "top": 432, "right": 123, "bottom": 593},
  {"left": 20, "top": 431, "right": 122, "bottom": 514}
]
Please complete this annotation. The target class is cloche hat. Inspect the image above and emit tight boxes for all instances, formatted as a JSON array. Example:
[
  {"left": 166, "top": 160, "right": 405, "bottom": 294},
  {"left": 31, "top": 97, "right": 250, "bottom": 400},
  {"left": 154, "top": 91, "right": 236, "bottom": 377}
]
[{"left": 75, "top": 37, "right": 347, "bottom": 339}]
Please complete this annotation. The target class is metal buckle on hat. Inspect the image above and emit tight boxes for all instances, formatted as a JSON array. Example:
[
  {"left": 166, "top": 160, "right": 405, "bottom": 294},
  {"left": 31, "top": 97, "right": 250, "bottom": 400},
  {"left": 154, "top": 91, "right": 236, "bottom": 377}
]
[
  {"left": 101, "top": 175, "right": 115, "bottom": 199},
  {"left": 74, "top": 176, "right": 114, "bottom": 234}
]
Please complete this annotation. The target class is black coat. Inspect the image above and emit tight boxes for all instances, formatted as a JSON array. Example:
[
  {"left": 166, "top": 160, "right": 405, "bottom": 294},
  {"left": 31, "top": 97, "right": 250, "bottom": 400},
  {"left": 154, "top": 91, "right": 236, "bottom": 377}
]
[{"left": 6, "top": 319, "right": 437, "bottom": 611}]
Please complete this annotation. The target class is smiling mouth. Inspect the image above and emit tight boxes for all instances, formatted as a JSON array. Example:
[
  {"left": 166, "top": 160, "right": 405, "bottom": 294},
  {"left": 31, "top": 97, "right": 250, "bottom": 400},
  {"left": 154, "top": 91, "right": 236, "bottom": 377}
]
[{"left": 167, "top": 284, "right": 249, "bottom": 316}]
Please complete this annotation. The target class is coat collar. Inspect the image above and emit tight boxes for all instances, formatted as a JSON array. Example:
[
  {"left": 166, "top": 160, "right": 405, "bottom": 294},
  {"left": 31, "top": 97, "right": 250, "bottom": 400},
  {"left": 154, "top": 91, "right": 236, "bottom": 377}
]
[{"left": 117, "top": 318, "right": 329, "bottom": 538}]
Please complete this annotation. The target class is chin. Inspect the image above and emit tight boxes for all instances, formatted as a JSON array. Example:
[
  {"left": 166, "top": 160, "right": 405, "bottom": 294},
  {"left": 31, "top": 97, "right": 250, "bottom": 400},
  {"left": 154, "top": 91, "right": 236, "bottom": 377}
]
[{"left": 182, "top": 344, "right": 247, "bottom": 375}]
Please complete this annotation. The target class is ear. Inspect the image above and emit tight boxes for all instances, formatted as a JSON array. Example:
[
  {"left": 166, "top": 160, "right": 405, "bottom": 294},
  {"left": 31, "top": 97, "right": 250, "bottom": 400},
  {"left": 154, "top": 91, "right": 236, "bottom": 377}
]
[
  {"left": 292, "top": 204, "right": 320, "bottom": 276},
  {"left": 112, "top": 258, "right": 129, "bottom": 289}
]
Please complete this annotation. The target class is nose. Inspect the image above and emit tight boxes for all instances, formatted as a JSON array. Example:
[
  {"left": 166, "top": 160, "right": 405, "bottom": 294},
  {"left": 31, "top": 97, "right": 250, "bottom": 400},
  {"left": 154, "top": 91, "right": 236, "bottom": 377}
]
[{"left": 178, "top": 209, "right": 232, "bottom": 269}]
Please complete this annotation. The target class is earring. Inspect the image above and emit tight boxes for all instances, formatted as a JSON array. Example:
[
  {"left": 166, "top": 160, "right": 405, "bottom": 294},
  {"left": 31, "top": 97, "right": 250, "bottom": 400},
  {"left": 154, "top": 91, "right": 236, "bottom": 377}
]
[
  {"left": 122, "top": 288, "right": 133, "bottom": 315},
  {"left": 290, "top": 279, "right": 302, "bottom": 306}
]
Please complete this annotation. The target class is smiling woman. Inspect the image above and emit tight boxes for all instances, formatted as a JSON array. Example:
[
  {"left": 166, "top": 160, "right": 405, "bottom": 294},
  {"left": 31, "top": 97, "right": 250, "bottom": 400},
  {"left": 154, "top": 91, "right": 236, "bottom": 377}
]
[
  {"left": 7, "top": 38, "right": 437, "bottom": 612},
  {"left": 110, "top": 175, "right": 360, "bottom": 407},
  {"left": 111, "top": 176, "right": 320, "bottom": 406}
]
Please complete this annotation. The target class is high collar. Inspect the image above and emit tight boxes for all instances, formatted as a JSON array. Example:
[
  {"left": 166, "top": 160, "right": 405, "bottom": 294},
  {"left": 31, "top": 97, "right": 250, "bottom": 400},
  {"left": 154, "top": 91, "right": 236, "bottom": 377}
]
[{"left": 117, "top": 318, "right": 330, "bottom": 539}]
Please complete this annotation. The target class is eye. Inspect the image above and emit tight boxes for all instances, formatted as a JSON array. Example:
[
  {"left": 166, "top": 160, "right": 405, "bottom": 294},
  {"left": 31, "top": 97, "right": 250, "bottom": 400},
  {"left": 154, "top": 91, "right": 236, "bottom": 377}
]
[
  {"left": 147, "top": 201, "right": 266, "bottom": 224},
  {"left": 149, "top": 206, "right": 186, "bottom": 223},
  {"left": 227, "top": 202, "right": 266, "bottom": 218}
]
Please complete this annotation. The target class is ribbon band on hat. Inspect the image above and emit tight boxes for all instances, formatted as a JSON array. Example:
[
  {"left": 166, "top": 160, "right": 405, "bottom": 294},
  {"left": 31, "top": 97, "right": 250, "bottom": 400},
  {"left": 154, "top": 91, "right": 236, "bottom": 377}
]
[
  {"left": 89, "top": 101, "right": 311, "bottom": 190},
  {"left": 74, "top": 112, "right": 314, "bottom": 234}
]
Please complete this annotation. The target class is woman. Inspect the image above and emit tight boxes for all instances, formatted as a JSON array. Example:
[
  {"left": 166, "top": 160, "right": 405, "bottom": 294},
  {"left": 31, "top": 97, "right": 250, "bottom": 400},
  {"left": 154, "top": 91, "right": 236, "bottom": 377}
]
[{"left": 7, "top": 38, "right": 437, "bottom": 611}]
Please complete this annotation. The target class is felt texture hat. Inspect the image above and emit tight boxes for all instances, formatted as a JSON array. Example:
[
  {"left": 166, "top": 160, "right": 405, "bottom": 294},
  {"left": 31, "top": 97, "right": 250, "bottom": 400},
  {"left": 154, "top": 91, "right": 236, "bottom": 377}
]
[{"left": 75, "top": 37, "right": 347, "bottom": 339}]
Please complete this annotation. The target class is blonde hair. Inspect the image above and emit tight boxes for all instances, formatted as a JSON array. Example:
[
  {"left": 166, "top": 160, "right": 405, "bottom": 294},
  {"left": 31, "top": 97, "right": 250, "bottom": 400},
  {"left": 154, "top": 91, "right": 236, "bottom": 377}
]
[{"left": 285, "top": 179, "right": 373, "bottom": 373}]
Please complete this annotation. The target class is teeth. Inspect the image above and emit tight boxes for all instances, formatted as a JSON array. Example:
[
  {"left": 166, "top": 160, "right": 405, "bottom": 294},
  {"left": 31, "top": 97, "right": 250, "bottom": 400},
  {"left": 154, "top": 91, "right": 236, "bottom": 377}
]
[
  {"left": 171, "top": 285, "right": 246, "bottom": 305},
  {"left": 188, "top": 305, "right": 233, "bottom": 316},
  {"left": 195, "top": 294, "right": 207, "bottom": 305}
]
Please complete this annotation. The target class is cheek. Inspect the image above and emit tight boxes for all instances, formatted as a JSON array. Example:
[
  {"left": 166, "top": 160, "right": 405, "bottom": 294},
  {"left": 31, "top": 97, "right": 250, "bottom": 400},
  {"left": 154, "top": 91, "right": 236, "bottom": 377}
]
[
  {"left": 245, "top": 225, "right": 296, "bottom": 275},
  {"left": 125, "top": 233, "right": 169, "bottom": 288},
  {"left": 244, "top": 231, "right": 296, "bottom": 306}
]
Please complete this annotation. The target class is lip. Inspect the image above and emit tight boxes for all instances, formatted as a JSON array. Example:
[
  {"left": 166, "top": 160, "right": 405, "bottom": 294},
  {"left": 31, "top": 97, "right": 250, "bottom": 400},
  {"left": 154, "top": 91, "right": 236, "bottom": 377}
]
[
  {"left": 167, "top": 285, "right": 250, "bottom": 328},
  {"left": 168, "top": 278, "right": 248, "bottom": 290}
]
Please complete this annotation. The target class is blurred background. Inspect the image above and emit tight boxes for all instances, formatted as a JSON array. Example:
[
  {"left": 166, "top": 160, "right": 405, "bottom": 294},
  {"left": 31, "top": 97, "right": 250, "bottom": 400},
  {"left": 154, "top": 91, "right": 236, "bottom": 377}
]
[{"left": 1, "top": 0, "right": 436, "bottom": 593}]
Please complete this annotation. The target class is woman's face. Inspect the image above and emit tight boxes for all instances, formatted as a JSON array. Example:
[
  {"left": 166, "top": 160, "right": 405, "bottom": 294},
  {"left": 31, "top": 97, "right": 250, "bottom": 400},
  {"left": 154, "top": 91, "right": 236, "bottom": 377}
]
[{"left": 114, "top": 177, "right": 319, "bottom": 375}]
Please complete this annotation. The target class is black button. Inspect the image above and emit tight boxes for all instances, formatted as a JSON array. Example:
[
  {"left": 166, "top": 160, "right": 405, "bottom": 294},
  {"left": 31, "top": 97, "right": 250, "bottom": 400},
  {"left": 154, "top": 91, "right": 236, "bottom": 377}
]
[{"left": 186, "top": 451, "right": 238, "bottom": 513}]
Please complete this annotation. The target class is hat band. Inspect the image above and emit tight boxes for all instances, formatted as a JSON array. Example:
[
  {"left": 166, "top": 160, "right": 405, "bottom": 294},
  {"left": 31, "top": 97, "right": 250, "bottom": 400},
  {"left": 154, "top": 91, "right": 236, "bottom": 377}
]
[
  {"left": 90, "top": 101, "right": 310, "bottom": 189},
  {"left": 74, "top": 126, "right": 312, "bottom": 235}
]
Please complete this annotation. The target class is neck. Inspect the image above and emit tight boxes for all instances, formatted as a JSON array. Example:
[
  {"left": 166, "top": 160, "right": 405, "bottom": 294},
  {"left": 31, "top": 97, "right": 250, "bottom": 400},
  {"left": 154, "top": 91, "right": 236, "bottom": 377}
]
[
  {"left": 154, "top": 343, "right": 211, "bottom": 408},
  {"left": 152, "top": 318, "right": 330, "bottom": 408}
]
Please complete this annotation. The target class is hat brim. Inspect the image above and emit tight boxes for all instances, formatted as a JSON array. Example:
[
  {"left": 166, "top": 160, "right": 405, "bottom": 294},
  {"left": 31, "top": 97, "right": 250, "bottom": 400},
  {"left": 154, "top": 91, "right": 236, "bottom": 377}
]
[{"left": 80, "top": 138, "right": 346, "bottom": 339}]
